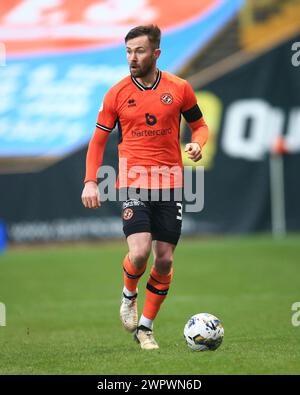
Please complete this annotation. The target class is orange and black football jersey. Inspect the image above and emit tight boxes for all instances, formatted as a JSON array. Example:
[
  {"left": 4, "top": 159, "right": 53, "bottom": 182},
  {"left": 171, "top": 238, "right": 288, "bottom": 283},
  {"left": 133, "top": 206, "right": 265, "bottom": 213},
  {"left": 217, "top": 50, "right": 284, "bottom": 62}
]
[{"left": 96, "top": 70, "right": 203, "bottom": 188}]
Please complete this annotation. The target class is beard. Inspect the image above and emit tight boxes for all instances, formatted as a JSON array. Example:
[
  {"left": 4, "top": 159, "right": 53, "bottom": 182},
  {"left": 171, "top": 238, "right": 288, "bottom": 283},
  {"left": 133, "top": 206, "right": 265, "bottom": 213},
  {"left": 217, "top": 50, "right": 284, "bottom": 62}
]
[{"left": 130, "top": 57, "right": 155, "bottom": 78}]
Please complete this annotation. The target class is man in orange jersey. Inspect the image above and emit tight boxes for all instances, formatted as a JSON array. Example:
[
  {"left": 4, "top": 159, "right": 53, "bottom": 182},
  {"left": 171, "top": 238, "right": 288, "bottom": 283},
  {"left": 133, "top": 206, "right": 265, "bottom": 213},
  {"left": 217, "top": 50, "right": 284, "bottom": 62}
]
[{"left": 81, "top": 25, "right": 208, "bottom": 350}]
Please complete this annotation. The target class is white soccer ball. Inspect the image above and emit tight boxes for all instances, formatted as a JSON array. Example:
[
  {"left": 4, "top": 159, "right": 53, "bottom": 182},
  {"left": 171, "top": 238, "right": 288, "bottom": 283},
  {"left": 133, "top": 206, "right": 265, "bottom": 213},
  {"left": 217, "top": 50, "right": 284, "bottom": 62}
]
[{"left": 183, "top": 313, "right": 224, "bottom": 351}]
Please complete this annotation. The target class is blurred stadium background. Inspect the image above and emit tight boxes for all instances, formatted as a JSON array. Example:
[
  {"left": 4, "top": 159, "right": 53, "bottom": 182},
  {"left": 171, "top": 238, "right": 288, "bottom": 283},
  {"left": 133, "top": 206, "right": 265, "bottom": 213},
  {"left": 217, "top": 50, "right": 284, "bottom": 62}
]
[{"left": 0, "top": 0, "right": 300, "bottom": 375}]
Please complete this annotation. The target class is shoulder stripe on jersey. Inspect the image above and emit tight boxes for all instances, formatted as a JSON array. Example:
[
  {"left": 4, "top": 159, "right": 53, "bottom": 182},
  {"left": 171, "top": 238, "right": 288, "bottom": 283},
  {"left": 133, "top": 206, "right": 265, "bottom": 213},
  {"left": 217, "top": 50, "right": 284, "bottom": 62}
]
[
  {"left": 182, "top": 104, "right": 203, "bottom": 123},
  {"left": 96, "top": 123, "right": 113, "bottom": 132},
  {"left": 131, "top": 69, "right": 161, "bottom": 91}
]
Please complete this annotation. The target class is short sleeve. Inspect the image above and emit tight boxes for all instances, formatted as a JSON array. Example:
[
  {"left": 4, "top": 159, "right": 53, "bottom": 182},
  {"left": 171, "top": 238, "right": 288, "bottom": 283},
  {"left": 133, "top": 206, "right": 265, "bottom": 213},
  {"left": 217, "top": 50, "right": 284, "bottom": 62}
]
[{"left": 96, "top": 88, "right": 118, "bottom": 132}]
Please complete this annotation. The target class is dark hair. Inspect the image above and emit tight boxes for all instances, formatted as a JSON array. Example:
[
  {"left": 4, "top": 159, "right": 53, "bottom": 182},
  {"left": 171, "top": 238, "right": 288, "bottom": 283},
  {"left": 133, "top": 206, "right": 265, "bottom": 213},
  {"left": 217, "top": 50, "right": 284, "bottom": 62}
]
[{"left": 125, "top": 25, "right": 161, "bottom": 49}]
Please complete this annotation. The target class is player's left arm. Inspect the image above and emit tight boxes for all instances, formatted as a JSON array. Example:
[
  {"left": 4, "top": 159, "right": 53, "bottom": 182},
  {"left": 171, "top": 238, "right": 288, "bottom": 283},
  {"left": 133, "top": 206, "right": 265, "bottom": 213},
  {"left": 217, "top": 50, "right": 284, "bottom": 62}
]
[
  {"left": 185, "top": 116, "right": 209, "bottom": 162},
  {"left": 181, "top": 82, "right": 209, "bottom": 162}
]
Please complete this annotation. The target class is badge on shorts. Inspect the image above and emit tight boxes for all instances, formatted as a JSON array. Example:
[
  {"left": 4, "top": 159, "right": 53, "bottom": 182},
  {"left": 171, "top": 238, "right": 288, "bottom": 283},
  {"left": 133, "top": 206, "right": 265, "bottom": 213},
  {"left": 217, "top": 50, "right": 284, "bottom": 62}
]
[{"left": 123, "top": 208, "right": 134, "bottom": 220}]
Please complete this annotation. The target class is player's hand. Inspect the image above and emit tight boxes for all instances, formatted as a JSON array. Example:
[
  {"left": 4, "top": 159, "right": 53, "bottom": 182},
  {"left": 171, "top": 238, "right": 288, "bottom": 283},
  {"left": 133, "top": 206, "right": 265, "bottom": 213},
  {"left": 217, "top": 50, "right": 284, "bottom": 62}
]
[
  {"left": 185, "top": 143, "right": 202, "bottom": 162},
  {"left": 81, "top": 181, "right": 101, "bottom": 208}
]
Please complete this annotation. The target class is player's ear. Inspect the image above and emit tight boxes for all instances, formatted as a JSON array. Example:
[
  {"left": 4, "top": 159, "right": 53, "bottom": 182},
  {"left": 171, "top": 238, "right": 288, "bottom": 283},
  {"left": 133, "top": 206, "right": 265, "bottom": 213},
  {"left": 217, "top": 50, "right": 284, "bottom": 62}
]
[{"left": 154, "top": 48, "right": 161, "bottom": 60}]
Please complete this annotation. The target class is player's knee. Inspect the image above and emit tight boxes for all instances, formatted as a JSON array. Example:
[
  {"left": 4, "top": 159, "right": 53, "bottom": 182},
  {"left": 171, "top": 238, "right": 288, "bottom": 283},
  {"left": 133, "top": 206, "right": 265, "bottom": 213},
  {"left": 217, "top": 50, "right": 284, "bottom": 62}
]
[
  {"left": 129, "top": 249, "right": 150, "bottom": 268},
  {"left": 154, "top": 255, "right": 173, "bottom": 274}
]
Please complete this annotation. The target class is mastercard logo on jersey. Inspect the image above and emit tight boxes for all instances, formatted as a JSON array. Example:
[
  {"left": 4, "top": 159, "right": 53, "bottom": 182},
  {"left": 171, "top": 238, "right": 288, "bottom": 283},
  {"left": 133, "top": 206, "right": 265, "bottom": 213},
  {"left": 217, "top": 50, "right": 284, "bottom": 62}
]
[{"left": 160, "top": 93, "right": 173, "bottom": 105}]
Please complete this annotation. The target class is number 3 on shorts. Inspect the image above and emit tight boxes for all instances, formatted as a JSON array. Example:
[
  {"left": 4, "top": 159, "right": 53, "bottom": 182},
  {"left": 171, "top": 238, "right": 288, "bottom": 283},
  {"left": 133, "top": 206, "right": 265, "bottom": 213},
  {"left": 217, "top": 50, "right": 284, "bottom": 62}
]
[{"left": 176, "top": 202, "right": 183, "bottom": 220}]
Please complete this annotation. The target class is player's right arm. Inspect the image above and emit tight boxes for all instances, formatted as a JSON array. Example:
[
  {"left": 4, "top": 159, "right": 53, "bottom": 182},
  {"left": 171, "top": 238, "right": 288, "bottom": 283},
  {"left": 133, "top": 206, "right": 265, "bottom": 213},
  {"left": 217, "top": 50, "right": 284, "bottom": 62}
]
[
  {"left": 81, "top": 130, "right": 109, "bottom": 208},
  {"left": 81, "top": 89, "right": 117, "bottom": 209}
]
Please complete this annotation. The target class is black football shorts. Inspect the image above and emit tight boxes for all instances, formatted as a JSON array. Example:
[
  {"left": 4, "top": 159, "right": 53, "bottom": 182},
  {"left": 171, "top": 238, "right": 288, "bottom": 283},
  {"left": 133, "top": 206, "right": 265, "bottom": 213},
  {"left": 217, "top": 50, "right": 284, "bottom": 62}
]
[{"left": 121, "top": 188, "right": 183, "bottom": 245}]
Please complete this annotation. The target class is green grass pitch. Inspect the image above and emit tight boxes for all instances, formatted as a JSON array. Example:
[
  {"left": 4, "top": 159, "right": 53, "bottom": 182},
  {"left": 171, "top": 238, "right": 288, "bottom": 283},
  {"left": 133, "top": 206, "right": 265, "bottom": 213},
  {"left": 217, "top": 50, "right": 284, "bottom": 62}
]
[{"left": 0, "top": 235, "right": 300, "bottom": 375}]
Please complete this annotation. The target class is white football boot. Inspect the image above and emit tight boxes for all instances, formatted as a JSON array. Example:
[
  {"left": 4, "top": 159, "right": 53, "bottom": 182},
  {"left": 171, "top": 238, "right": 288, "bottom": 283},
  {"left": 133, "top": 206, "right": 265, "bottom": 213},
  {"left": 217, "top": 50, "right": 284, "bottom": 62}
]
[
  {"left": 134, "top": 325, "right": 159, "bottom": 350},
  {"left": 120, "top": 293, "right": 138, "bottom": 332}
]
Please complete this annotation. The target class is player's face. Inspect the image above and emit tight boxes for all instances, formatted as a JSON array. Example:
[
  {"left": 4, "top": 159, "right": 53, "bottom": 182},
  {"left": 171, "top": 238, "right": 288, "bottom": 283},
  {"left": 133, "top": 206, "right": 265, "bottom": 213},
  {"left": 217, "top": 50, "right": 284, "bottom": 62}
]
[{"left": 126, "top": 35, "right": 160, "bottom": 78}]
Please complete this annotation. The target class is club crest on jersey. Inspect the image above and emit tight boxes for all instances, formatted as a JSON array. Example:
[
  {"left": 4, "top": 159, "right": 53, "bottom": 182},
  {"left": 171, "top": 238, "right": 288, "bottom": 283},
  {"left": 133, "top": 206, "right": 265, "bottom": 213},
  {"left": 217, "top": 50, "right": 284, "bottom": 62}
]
[
  {"left": 160, "top": 93, "right": 173, "bottom": 105},
  {"left": 123, "top": 208, "right": 134, "bottom": 220}
]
